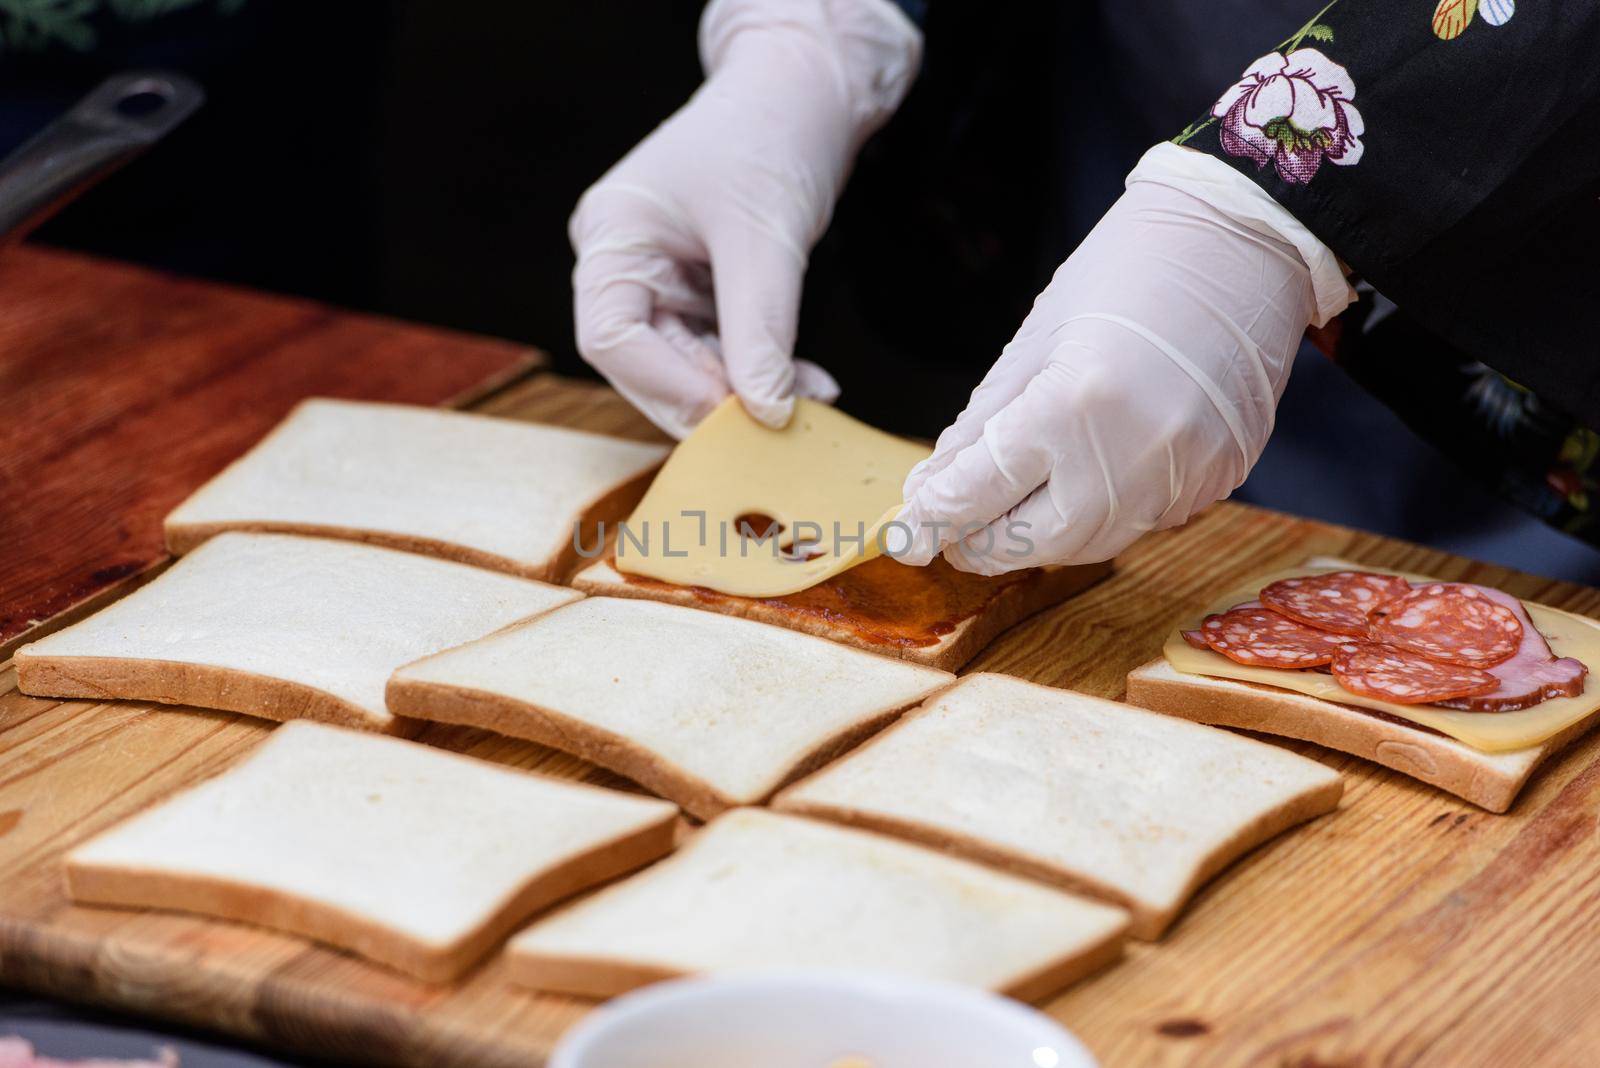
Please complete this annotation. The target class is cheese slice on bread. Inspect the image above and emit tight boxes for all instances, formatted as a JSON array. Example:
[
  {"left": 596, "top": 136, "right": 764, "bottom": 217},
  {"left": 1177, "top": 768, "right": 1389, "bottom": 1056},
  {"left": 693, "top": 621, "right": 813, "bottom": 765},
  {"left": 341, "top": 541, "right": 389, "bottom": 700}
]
[
  {"left": 15, "top": 532, "right": 578, "bottom": 732},
  {"left": 507, "top": 808, "right": 1129, "bottom": 1000},
  {"left": 775, "top": 673, "right": 1342, "bottom": 938},
  {"left": 165, "top": 398, "right": 667, "bottom": 581},
  {"left": 65, "top": 721, "right": 680, "bottom": 983},
  {"left": 1126, "top": 556, "right": 1600, "bottom": 811},
  {"left": 388, "top": 597, "right": 953, "bottom": 819},
  {"left": 614, "top": 397, "right": 928, "bottom": 596}
]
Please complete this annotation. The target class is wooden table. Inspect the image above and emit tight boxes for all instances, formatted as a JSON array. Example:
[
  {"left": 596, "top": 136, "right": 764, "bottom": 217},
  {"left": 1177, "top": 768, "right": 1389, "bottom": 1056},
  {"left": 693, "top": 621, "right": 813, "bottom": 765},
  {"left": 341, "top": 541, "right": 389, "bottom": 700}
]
[
  {"left": 0, "top": 246, "right": 540, "bottom": 659},
  {"left": 5, "top": 254, "right": 1600, "bottom": 1067}
]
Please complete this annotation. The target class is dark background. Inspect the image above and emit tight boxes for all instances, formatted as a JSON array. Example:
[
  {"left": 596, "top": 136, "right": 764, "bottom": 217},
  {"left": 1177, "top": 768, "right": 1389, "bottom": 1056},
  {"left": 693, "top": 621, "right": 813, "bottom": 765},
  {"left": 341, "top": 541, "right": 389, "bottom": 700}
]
[
  {"left": 5, "top": 0, "right": 1597, "bottom": 587},
  {"left": 2, "top": 2, "right": 1597, "bottom": 1063}
]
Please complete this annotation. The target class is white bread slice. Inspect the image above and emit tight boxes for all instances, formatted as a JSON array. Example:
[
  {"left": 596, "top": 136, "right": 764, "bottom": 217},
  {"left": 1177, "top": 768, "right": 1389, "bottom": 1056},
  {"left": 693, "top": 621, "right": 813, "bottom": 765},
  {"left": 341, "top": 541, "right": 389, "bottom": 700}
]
[
  {"left": 1125, "top": 656, "right": 1584, "bottom": 813},
  {"left": 164, "top": 398, "right": 667, "bottom": 582},
  {"left": 14, "top": 532, "right": 578, "bottom": 732},
  {"left": 568, "top": 557, "right": 1111, "bottom": 670},
  {"left": 64, "top": 721, "right": 679, "bottom": 983},
  {"left": 774, "top": 673, "right": 1342, "bottom": 939},
  {"left": 507, "top": 808, "right": 1129, "bottom": 1001},
  {"left": 388, "top": 598, "right": 953, "bottom": 819}
]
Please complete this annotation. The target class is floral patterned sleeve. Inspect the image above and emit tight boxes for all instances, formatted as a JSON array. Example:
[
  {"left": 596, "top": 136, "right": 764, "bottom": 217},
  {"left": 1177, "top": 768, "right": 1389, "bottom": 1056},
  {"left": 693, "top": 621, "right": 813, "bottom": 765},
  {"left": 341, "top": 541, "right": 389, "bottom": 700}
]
[{"left": 1176, "top": 1, "right": 1600, "bottom": 545}]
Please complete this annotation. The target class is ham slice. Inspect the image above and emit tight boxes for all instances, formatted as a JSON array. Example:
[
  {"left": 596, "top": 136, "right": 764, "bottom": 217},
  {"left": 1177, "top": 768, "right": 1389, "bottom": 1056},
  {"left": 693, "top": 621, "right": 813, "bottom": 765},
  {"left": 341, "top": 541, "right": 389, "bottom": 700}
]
[{"left": 1435, "top": 587, "right": 1587, "bottom": 712}]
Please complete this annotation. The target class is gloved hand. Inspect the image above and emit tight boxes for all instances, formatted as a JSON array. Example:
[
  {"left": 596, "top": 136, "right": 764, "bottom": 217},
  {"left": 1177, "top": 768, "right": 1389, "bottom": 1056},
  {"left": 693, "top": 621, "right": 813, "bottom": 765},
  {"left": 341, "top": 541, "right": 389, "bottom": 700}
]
[
  {"left": 892, "top": 143, "right": 1354, "bottom": 573},
  {"left": 569, "top": 0, "right": 921, "bottom": 438}
]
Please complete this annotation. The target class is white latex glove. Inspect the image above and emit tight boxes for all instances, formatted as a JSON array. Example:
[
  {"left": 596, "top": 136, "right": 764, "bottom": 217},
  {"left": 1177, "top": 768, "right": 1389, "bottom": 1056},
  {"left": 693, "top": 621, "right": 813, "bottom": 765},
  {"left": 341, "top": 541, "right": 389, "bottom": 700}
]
[
  {"left": 893, "top": 143, "right": 1355, "bottom": 574},
  {"left": 570, "top": 0, "right": 921, "bottom": 438}
]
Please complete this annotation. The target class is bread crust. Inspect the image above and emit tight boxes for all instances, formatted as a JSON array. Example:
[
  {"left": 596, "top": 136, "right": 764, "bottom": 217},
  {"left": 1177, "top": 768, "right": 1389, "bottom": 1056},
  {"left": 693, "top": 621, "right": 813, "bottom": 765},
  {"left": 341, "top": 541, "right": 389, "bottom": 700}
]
[
  {"left": 165, "top": 465, "right": 659, "bottom": 585},
  {"left": 504, "top": 951, "right": 684, "bottom": 999},
  {"left": 1125, "top": 657, "right": 1593, "bottom": 813},
  {"left": 777, "top": 783, "right": 1339, "bottom": 940},
  {"left": 65, "top": 810, "right": 679, "bottom": 984},
  {"left": 386, "top": 675, "right": 947, "bottom": 821},
  {"left": 16, "top": 653, "right": 409, "bottom": 735},
  {"left": 776, "top": 673, "right": 1343, "bottom": 938},
  {"left": 504, "top": 809, "right": 1130, "bottom": 1002},
  {"left": 505, "top": 929, "right": 1126, "bottom": 1003},
  {"left": 1000, "top": 926, "right": 1128, "bottom": 1004},
  {"left": 569, "top": 559, "right": 1111, "bottom": 671}
]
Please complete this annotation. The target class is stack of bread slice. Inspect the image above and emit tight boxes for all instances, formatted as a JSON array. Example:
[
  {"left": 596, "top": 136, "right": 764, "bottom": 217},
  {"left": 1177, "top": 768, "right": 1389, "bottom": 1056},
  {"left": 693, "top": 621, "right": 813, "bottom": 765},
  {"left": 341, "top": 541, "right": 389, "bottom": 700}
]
[
  {"left": 18, "top": 399, "right": 669, "bottom": 731},
  {"left": 24, "top": 396, "right": 1356, "bottom": 1000}
]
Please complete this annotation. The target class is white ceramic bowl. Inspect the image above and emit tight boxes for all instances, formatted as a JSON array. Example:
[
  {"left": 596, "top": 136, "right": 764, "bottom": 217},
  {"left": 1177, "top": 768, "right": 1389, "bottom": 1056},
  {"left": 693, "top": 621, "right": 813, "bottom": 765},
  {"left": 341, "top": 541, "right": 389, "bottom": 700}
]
[{"left": 547, "top": 971, "right": 1097, "bottom": 1068}]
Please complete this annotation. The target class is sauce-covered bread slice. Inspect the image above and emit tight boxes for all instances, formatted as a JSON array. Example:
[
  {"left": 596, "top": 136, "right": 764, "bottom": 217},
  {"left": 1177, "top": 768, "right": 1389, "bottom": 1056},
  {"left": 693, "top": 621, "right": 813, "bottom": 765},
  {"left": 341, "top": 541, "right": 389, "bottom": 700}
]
[{"left": 571, "top": 554, "right": 1109, "bottom": 670}]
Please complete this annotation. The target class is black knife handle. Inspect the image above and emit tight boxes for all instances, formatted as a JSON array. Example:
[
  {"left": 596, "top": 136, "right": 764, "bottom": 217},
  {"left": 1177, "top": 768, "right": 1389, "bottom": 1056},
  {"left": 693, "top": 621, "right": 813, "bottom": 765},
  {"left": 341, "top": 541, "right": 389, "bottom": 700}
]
[{"left": 0, "top": 70, "right": 204, "bottom": 243}]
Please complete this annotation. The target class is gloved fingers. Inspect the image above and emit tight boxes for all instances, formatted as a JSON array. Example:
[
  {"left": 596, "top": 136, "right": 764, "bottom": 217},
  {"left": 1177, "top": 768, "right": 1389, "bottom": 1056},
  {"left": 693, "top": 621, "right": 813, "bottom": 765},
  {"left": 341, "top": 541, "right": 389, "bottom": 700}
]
[
  {"left": 893, "top": 438, "right": 1039, "bottom": 566},
  {"left": 698, "top": 319, "right": 836, "bottom": 404},
  {"left": 570, "top": 181, "right": 709, "bottom": 267},
  {"left": 570, "top": 204, "right": 717, "bottom": 326},
  {"left": 895, "top": 353, "right": 1102, "bottom": 566},
  {"left": 939, "top": 474, "right": 1114, "bottom": 574},
  {"left": 940, "top": 484, "right": 1063, "bottom": 575},
  {"left": 574, "top": 254, "right": 730, "bottom": 439},
  {"left": 651, "top": 308, "right": 732, "bottom": 384},
  {"left": 901, "top": 332, "right": 1047, "bottom": 500},
  {"left": 935, "top": 316, "right": 1257, "bottom": 572},
  {"left": 708, "top": 230, "right": 807, "bottom": 428},
  {"left": 892, "top": 377, "right": 1075, "bottom": 567},
  {"left": 639, "top": 257, "right": 716, "bottom": 323},
  {"left": 793, "top": 358, "right": 841, "bottom": 404}
]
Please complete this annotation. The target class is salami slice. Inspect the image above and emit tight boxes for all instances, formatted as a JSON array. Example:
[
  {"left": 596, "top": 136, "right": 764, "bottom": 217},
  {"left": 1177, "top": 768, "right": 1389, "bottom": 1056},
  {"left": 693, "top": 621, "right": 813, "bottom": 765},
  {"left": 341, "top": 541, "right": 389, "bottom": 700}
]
[
  {"left": 1260, "top": 571, "right": 1413, "bottom": 636},
  {"left": 1367, "top": 583, "right": 1522, "bottom": 668},
  {"left": 1193, "top": 604, "right": 1349, "bottom": 668},
  {"left": 1332, "top": 643, "right": 1499, "bottom": 705}
]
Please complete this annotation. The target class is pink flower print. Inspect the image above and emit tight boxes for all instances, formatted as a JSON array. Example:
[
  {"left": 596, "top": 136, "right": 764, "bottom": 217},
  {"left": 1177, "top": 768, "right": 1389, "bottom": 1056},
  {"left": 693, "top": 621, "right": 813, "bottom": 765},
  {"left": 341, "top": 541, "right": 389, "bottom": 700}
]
[{"left": 1211, "top": 48, "right": 1364, "bottom": 185}]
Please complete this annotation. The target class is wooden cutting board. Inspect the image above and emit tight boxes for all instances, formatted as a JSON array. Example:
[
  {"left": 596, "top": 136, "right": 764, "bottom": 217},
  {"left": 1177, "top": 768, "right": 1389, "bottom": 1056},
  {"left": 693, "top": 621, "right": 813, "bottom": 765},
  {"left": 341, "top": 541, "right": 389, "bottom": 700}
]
[
  {"left": 6, "top": 351, "right": 1600, "bottom": 1063},
  {"left": 0, "top": 246, "right": 541, "bottom": 659}
]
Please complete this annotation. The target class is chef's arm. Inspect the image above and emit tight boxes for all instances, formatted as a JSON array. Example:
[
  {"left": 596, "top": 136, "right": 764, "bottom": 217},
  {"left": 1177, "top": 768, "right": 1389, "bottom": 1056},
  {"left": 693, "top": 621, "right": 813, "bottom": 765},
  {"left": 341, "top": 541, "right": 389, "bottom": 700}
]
[
  {"left": 1174, "top": 0, "right": 1600, "bottom": 395},
  {"left": 891, "top": 149, "right": 1342, "bottom": 572},
  {"left": 568, "top": 0, "right": 922, "bottom": 438},
  {"left": 896, "top": 0, "right": 1600, "bottom": 573}
]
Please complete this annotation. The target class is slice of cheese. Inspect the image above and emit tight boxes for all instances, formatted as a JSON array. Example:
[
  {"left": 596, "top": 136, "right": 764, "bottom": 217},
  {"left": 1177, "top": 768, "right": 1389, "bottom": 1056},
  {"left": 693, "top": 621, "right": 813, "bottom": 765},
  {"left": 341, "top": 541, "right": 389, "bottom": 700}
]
[
  {"left": 614, "top": 397, "right": 931, "bottom": 597},
  {"left": 1163, "top": 563, "right": 1600, "bottom": 753}
]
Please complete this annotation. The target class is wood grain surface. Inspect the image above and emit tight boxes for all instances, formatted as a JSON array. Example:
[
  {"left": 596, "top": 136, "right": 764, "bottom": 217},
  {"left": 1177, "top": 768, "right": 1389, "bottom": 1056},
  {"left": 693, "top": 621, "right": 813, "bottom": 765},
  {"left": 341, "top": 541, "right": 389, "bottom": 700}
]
[
  {"left": 0, "top": 246, "right": 542, "bottom": 658},
  {"left": 6, "top": 373, "right": 1600, "bottom": 1067}
]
